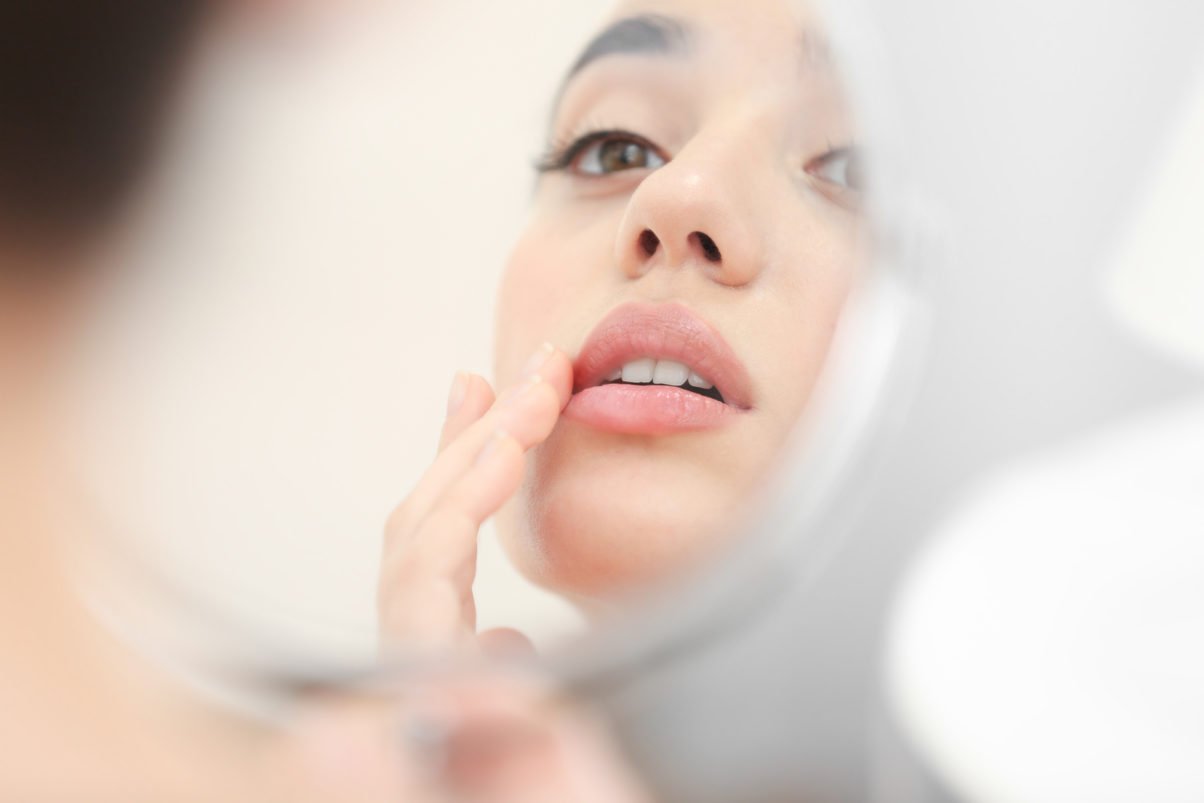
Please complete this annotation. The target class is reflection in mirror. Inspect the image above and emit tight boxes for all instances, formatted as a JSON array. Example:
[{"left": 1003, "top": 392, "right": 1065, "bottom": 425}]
[
  {"left": 486, "top": 0, "right": 871, "bottom": 625},
  {"left": 56, "top": 0, "right": 895, "bottom": 717},
  {"left": 367, "top": 0, "right": 890, "bottom": 674}
]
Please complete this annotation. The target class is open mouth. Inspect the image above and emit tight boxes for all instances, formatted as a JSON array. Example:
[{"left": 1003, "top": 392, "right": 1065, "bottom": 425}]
[
  {"left": 596, "top": 358, "right": 726, "bottom": 405},
  {"left": 564, "top": 302, "right": 751, "bottom": 435}
]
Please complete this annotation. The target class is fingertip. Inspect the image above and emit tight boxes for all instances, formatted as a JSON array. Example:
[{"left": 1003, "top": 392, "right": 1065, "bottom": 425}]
[
  {"left": 478, "top": 627, "right": 537, "bottom": 658},
  {"left": 463, "top": 373, "right": 497, "bottom": 412},
  {"left": 492, "top": 378, "right": 563, "bottom": 450},
  {"left": 440, "top": 373, "right": 497, "bottom": 452},
  {"left": 446, "top": 371, "right": 470, "bottom": 417},
  {"left": 543, "top": 349, "right": 575, "bottom": 409},
  {"left": 536, "top": 378, "right": 565, "bottom": 420}
]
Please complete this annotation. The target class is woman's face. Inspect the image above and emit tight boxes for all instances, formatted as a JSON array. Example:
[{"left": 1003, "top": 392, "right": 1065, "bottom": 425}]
[{"left": 494, "top": 0, "right": 866, "bottom": 601}]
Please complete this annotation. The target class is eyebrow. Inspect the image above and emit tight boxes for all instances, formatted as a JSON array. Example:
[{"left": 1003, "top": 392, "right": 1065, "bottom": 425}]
[{"left": 565, "top": 14, "right": 691, "bottom": 81}]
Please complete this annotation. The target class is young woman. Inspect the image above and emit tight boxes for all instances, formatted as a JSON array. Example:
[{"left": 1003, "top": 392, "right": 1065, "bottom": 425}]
[{"left": 379, "top": 0, "right": 866, "bottom": 648}]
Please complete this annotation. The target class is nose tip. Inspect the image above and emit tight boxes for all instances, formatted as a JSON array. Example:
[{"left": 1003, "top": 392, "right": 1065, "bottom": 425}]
[{"left": 616, "top": 157, "right": 763, "bottom": 286}]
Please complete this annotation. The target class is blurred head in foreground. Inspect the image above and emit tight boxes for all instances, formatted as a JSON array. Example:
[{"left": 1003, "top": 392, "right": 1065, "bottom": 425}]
[
  {"left": 0, "top": 5, "right": 227, "bottom": 451},
  {"left": 493, "top": 0, "right": 869, "bottom": 605},
  {"left": 0, "top": 2, "right": 214, "bottom": 286}
]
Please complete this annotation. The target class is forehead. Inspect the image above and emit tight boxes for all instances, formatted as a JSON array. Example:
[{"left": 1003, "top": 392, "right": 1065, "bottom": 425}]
[{"left": 550, "top": 0, "right": 851, "bottom": 134}]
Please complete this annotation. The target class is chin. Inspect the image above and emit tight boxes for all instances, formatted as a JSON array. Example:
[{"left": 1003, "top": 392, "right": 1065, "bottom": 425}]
[{"left": 500, "top": 433, "right": 739, "bottom": 599}]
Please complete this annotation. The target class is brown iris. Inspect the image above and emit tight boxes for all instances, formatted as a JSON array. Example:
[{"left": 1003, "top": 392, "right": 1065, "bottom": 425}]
[{"left": 597, "top": 139, "right": 656, "bottom": 172}]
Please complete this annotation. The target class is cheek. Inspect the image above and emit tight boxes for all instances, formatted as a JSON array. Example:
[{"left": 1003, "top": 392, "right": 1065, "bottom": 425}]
[
  {"left": 759, "top": 223, "right": 863, "bottom": 425},
  {"left": 494, "top": 205, "right": 625, "bottom": 384}
]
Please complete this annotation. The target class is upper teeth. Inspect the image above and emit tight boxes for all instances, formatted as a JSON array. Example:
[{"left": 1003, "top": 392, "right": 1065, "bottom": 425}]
[{"left": 608, "top": 359, "right": 714, "bottom": 390}]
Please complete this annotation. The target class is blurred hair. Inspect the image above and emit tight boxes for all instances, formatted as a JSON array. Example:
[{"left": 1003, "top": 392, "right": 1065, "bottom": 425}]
[{"left": 0, "top": 2, "right": 212, "bottom": 261}]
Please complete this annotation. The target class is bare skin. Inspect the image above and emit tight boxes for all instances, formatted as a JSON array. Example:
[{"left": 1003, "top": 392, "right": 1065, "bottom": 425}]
[{"left": 377, "top": 344, "right": 573, "bottom": 652}]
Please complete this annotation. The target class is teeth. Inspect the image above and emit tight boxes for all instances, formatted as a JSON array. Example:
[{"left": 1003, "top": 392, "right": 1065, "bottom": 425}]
[
  {"left": 620, "top": 358, "right": 655, "bottom": 384},
  {"left": 613, "top": 358, "right": 713, "bottom": 390},
  {"left": 652, "top": 360, "right": 690, "bottom": 387}
]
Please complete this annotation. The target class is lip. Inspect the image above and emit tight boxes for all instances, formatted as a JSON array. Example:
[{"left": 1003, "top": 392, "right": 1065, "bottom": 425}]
[{"left": 564, "top": 302, "right": 753, "bottom": 435}]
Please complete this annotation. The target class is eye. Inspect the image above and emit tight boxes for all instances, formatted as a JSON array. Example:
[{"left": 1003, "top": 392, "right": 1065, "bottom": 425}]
[
  {"left": 805, "top": 146, "right": 863, "bottom": 191},
  {"left": 536, "top": 130, "right": 668, "bottom": 177},
  {"left": 576, "top": 135, "right": 667, "bottom": 175}
]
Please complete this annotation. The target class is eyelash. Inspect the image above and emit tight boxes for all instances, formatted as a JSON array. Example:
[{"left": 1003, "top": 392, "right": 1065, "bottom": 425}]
[{"left": 534, "top": 128, "right": 664, "bottom": 174}]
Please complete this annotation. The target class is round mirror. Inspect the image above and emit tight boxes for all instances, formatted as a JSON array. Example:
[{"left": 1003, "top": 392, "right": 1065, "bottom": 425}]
[{"left": 57, "top": 0, "right": 923, "bottom": 717}]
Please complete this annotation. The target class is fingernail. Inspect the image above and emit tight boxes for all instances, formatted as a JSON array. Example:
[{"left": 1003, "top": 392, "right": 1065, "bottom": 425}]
[
  {"left": 476, "top": 430, "right": 511, "bottom": 465},
  {"left": 519, "top": 342, "right": 556, "bottom": 380},
  {"left": 446, "top": 372, "right": 468, "bottom": 416}
]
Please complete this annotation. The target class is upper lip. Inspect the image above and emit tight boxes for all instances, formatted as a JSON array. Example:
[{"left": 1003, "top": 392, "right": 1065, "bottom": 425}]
[{"left": 572, "top": 302, "right": 754, "bottom": 410}]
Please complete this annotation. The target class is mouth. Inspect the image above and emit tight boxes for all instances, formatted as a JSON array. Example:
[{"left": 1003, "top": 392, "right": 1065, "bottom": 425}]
[
  {"left": 564, "top": 302, "right": 753, "bottom": 435},
  {"left": 596, "top": 356, "right": 727, "bottom": 403}
]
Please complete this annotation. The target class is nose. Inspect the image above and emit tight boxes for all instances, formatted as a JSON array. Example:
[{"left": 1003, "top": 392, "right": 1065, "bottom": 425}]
[{"left": 615, "top": 140, "right": 766, "bottom": 287}]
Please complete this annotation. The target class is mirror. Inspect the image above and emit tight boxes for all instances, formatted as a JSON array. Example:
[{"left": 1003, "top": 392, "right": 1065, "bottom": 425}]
[{"left": 53, "top": 0, "right": 916, "bottom": 710}]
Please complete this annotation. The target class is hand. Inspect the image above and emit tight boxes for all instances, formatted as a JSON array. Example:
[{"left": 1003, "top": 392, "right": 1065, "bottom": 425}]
[
  {"left": 276, "top": 672, "right": 654, "bottom": 803},
  {"left": 377, "top": 343, "right": 572, "bottom": 653}
]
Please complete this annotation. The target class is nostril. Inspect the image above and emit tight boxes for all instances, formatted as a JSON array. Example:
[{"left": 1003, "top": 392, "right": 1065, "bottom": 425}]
[
  {"left": 638, "top": 229, "right": 660, "bottom": 258},
  {"left": 692, "top": 231, "right": 722, "bottom": 263}
]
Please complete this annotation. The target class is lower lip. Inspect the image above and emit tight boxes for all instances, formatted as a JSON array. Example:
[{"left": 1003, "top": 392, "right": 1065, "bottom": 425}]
[{"left": 564, "top": 384, "right": 736, "bottom": 435}]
